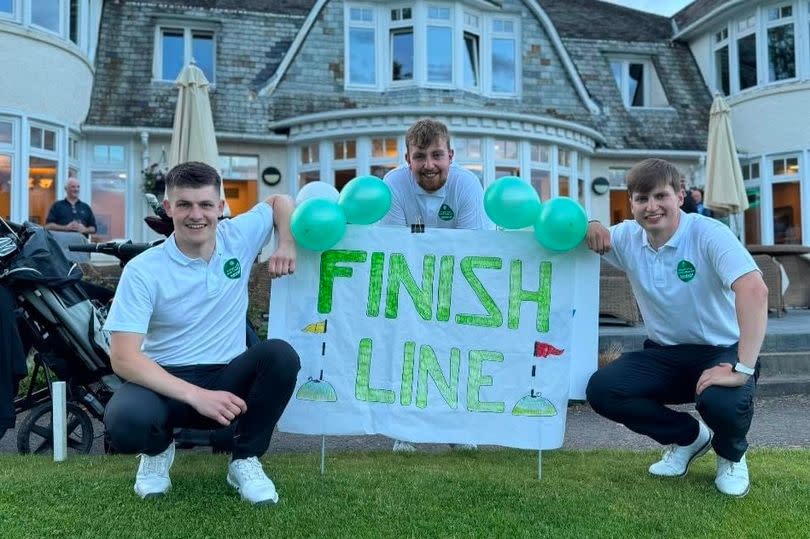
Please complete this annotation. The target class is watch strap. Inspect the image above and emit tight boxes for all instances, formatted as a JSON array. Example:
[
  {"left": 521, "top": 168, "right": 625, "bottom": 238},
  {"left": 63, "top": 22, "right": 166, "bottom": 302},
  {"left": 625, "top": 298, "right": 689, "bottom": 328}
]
[{"left": 733, "top": 362, "right": 756, "bottom": 376}]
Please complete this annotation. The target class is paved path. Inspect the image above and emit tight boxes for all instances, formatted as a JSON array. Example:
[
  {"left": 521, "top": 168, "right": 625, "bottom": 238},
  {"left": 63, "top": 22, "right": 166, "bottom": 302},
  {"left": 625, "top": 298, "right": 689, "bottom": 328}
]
[{"left": 3, "top": 394, "right": 808, "bottom": 456}]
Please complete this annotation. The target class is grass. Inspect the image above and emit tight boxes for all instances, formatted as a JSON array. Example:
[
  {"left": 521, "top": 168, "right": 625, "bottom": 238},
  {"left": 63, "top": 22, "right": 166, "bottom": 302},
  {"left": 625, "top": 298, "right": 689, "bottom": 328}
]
[{"left": 1, "top": 449, "right": 809, "bottom": 538}]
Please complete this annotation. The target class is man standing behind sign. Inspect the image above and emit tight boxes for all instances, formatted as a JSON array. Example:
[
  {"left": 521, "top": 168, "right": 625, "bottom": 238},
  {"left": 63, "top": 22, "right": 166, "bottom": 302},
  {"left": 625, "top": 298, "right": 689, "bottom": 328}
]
[
  {"left": 103, "top": 162, "right": 300, "bottom": 505},
  {"left": 584, "top": 158, "right": 767, "bottom": 497},
  {"left": 381, "top": 118, "right": 489, "bottom": 452},
  {"left": 381, "top": 118, "right": 491, "bottom": 230}
]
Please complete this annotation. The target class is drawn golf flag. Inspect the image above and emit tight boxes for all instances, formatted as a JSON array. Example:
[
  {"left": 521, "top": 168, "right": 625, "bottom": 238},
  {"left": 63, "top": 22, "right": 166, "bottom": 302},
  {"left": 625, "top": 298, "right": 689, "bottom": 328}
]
[{"left": 270, "top": 226, "right": 599, "bottom": 450}]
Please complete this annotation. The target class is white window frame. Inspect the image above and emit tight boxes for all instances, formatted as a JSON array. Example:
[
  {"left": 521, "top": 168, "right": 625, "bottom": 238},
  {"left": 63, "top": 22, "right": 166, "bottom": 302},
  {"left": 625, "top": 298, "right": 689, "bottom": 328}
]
[
  {"left": 0, "top": 0, "right": 20, "bottom": 22},
  {"left": 424, "top": 3, "right": 454, "bottom": 88},
  {"left": 764, "top": 2, "right": 797, "bottom": 83},
  {"left": 344, "top": 2, "right": 520, "bottom": 97},
  {"left": 27, "top": 0, "right": 66, "bottom": 37},
  {"left": 712, "top": 26, "right": 731, "bottom": 95},
  {"left": 152, "top": 22, "right": 217, "bottom": 83},
  {"left": 610, "top": 56, "right": 669, "bottom": 109}
]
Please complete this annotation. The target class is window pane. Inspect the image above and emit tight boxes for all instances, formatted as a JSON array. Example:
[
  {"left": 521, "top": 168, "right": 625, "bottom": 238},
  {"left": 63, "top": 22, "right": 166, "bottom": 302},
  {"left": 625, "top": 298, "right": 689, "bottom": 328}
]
[
  {"left": 91, "top": 170, "right": 127, "bottom": 242},
  {"left": 559, "top": 175, "right": 570, "bottom": 197},
  {"left": 0, "top": 154, "right": 11, "bottom": 220},
  {"left": 773, "top": 182, "right": 802, "bottom": 244},
  {"left": 93, "top": 145, "right": 108, "bottom": 162},
  {"left": 69, "top": 0, "right": 78, "bottom": 43},
  {"left": 349, "top": 28, "right": 376, "bottom": 84},
  {"left": 43, "top": 129, "right": 56, "bottom": 151},
  {"left": 30, "top": 127, "right": 43, "bottom": 149},
  {"left": 494, "top": 139, "right": 517, "bottom": 160},
  {"left": 491, "top": 38, "right": 515, "bottom": 93},
  {"left": 495, "top": 166, "right": 519, "bottom": 179},
  {"left": 767, "top": 24, "right": 795, "bottom": 81},
  {"left": 610, "top": 61, "right": 622, "bottom": 88},
  {"left": 628, "top": 63, "right": 645, "bottom": 106},
  {"left": 737, "top": 34, "right": 757, "bottom": 90},
  {"left": 558, "top": 149, "right": 571, "bottom": 168},
  {"left": 109, "top": 145, "right": 124, "bottom": 163},
  {"left": 346, "top": 140, "right": 356, "bottom": 159},
  {"left": 28, "top": 156, "right": 57, "bottom": 226},
  {"left": 334, "top": 141, "right": 344, "bottom": 160},
  {"left": 455, "top": 137, "right": 481, "bottom": 160},
  {"left": 531, "top": 169, "right": 550, "bottom": 201},
  {"left": 391, "top": 30, "right": 413, "bottom": 81},
  {"left": 0, "top": 122, "right": 11, "bottom": 145},
  {"left": 162, "top": 30, "right": 185, "bottom": 81},
  {"left": 335, "top": 169, "right": 357, "bottom": 192},
  {"left": 192, "top": 33, "right": 214, "bottom": 82},
  {"left": 427, "top": 26, "right": 452, "bottom": 83},
  {"left": 463, "top": 33, "right": 479, "bottom": 89},
  {"left": 298, "top": 171, "right": 320, "bottom": 188},
  {"left": 744, "top": 186, "right": 761, "bottom": 244},
  {"left": 715, "top": 45, "right": 730, "bottom": 95},
  {"left": 530, "top": 143, "right": 550, "bottom": 163},
  {"left": 371, "top": 164, "right": 395, "bottom": 179},
  {"left": 31, "top": 0, "right": 60, "bottom": 32},
  {"left": 0, "top": 0, "right": 12, "bottom": 14}
]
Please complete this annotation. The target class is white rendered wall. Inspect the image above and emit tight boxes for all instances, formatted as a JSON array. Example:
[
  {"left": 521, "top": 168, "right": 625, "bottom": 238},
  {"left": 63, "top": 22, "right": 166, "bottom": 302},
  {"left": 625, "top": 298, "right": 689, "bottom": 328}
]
[
  {"left": 729, "top": 83, "right": 810, "bottom": 156},
  {"left": 0, "top": 25, "right": 93, "bottom": 126}
]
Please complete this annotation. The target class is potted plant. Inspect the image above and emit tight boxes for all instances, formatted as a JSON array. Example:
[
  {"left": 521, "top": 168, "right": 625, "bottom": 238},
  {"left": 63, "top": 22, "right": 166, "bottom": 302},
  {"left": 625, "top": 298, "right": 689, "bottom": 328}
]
[{"left": 141, "top": 163, "right": 166, "bottom": 197}]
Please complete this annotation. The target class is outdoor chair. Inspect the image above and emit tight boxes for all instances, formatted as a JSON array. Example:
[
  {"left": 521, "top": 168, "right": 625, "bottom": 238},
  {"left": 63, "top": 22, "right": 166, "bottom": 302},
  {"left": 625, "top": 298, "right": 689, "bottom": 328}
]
[
  {"left": 752, "top": 254, "right": 785, "bottom": 316},
  {"left": 598, "top": 259, "right": 642, "bottom": 325}
]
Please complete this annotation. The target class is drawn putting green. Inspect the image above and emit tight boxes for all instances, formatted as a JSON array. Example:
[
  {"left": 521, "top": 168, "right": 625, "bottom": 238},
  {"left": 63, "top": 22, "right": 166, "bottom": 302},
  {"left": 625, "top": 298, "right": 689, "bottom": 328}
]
[
  {"left": 511, "top": 392, "right": 557, "bottom": 417},
  {"left": 296, "top": 378, "right": 337, "bottom": 402}
]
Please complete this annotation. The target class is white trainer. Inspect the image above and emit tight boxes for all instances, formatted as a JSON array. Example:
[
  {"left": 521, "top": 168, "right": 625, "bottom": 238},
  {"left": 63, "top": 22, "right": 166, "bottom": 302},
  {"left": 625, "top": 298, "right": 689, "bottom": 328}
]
[
  {"left": 227, "top": 457, "right": 279, "bottom": 505},
  {"left": 715, "top": 454, "right": 750, "bottom": 497},
  {"left": 134, "top": 441, "right": 175, "bottom": 499},
  {"left": 392, "top": 440, "right": 417, "bottom": 453},
  {"left": 649, "top": 421, "right": 712, "bottom": 477}
]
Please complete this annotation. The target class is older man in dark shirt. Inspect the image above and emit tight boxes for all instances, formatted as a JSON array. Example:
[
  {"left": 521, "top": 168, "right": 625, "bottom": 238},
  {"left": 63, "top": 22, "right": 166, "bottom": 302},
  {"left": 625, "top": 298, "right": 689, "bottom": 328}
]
[{"left": 45, "top": 177, "right": 96, "bottom": 236}]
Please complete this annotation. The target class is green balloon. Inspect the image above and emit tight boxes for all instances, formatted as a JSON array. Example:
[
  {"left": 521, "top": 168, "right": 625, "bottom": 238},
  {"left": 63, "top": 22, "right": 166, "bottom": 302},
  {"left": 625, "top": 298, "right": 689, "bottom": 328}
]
[
  {"left": 484, "top": 176, "right": 541, "bottom": 229},
  {"left": 338, "top": 175, "right": 392, "bottom": 225},
  {"left": 291, "top": 198, "right": 347, "bottom": 251},
  {"left": 533, "top": 197, "right": 588, "bottom": 252}
]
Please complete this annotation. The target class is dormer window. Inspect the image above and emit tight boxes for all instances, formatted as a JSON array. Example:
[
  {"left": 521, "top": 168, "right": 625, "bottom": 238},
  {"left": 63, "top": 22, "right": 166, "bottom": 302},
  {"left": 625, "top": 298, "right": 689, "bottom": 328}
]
[
  {"left": 609, "top": 57, "right": 668, "bottom": 108},
  {"left": 345, "top": 2, "right": 520, "bottom": 97},
  {"left": 154, "top": 24, "right": 216, "bottom": 83}
]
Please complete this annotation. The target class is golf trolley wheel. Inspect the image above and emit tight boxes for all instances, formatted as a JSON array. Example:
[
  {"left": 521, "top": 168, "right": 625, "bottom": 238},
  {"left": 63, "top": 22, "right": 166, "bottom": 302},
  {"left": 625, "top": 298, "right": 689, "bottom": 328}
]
[{"left": 17, "top": 401, "right": 94, "bottom": 455}]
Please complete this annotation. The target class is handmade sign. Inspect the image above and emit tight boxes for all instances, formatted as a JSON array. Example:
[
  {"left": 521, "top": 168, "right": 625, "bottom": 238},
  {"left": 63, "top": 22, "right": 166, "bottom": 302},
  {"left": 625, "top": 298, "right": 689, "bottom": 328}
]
[{"left": 271, "top": 225, "right": 599, "bottom": 450}]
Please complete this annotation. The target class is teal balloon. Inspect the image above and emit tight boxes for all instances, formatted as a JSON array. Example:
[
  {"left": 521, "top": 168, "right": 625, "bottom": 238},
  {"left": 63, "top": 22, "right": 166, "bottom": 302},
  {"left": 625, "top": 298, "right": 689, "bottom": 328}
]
[
  {"left": 291, "top": 198, "right": 347, "bottom": 251},
  {"left": 533, "top": 197, "right": 588, "bottom": 252},
  {"left": 338, "top": 175, "right": 392, "bottom": 225},
  {"left": 484, "top": 176, "right": 541, "bottom": 229}
]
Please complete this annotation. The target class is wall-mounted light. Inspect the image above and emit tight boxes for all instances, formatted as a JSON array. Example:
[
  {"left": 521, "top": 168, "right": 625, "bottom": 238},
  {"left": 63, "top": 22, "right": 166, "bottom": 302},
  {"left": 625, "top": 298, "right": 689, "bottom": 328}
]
[
  {"left": 261, "top": 166, "right": 282, "bottom": 186},
  {"left": 591, "top": 176, "right": 610, "bottom": 195}
]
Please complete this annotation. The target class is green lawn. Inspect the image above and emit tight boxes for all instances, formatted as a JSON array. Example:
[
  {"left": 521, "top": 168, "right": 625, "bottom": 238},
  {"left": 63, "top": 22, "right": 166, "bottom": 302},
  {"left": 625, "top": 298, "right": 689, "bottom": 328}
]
[{"left": 1, "top": 449, "right": 808, "bottom": 539}]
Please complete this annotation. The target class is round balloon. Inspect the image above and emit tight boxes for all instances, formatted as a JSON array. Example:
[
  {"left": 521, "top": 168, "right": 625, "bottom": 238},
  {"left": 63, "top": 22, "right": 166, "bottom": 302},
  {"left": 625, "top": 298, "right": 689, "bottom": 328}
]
[
  {"left": 291, "top": 198, "right": 347, "bottom": 251},
  {"left": 483, "top": 176, "right": 541, "bottom": 229},
  {"left": 533, "top": 197, "right": 588, "bottom": 252},
  {"left": 338, "top": 175, "right": 392, "bottom": 225},
  {"left": 295, "top": 181, "right": 340, "bottom": 205}
]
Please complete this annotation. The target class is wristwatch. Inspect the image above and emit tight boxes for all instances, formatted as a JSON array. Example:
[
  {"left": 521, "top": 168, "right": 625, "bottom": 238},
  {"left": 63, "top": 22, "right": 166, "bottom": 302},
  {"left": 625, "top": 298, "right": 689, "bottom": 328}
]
[{"left": 733, "top": 362, "right": 756, "bottom": 376}]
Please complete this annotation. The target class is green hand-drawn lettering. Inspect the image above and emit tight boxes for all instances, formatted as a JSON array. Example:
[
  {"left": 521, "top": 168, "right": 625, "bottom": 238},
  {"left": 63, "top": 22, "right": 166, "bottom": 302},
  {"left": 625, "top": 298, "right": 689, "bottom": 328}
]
[
  {"left": 416, "top": 345, "right": 460, "bottom": 409},
  {"left": 508, "top": 260, "right": 552, "bottom": 332},
  {"left": 467, "top": 350, "right": 505, "bottom": 413},
  {"left": 354, "top": 338, "right": 395, "bottom": 404},
  {"left": 318, "top": 250, "right": 368, "bottom": 314},
  {"left": 400, "top": 341, "right": 416, "bottom": 406},
  {"left": 385, "top": 254, "right": 435, "bottom": 320},
  {"left": 367, "top": 251, "right": 385, "bottom": 317},
  {"left": 436, "top": 255, "right": 454, "bottom": 322},
  {"left": 456, "top": 256, "right": 503, "bottom": 328}
]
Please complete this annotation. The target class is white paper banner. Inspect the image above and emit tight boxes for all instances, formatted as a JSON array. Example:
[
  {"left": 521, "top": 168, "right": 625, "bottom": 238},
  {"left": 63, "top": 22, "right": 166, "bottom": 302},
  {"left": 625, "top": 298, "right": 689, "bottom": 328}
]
[{"left": 271, "top": 225, "right": 599, "bottom": 450}]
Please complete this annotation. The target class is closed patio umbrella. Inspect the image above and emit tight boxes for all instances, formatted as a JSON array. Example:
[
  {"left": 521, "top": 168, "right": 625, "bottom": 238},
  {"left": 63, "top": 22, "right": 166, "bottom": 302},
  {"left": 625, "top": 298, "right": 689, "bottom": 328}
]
[
  {"left": 168, "top": 62, "right": 231, "bottom": 215},
  {"left": 704, "top": 94, "right": 747, "bottom": 236}
]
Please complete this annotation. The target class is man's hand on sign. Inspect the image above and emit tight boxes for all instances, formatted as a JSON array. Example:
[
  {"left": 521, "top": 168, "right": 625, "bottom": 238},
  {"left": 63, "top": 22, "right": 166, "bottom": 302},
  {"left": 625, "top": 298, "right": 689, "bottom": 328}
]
[{"left": 585, "top": 221, "right": 611, "bottom": 255}]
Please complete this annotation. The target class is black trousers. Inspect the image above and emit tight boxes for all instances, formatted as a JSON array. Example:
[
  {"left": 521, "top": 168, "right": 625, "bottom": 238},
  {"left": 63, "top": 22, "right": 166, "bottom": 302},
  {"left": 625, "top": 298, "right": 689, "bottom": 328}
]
[
  {"left": 586, "top": 340, "right": 758, "bottom": 462},
  {"left": 104, "top": 339, "right": 300, "bottom": 460}
]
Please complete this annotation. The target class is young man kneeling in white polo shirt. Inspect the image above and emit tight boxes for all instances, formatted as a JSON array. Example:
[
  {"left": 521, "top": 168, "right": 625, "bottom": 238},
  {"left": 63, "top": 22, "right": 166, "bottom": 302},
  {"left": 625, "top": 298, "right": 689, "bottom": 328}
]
[
  {"left": 103, "top": 161, "right": 300, "bottom": 505},
  {"left": 584, "top": 158, "right": 767, "bottom": 497}
]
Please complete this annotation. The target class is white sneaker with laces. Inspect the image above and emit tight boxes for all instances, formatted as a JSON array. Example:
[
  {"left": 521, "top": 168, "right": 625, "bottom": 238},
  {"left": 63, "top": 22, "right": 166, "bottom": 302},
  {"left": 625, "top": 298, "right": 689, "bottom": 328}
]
[
  {"left": 134, "top": 441, "right": 175, "bottom": 499},
  {"left": 227, "top": 457, "right": 279, "bottom": 505},
  {"left": 392, "top": 440, "right": 417, "bottom": 453},
  {"left": 649, "top": 421, "right": 712, "bottom": 477},
  {"left": 715, "top": 454, "right": 750, "bottom": 497}
]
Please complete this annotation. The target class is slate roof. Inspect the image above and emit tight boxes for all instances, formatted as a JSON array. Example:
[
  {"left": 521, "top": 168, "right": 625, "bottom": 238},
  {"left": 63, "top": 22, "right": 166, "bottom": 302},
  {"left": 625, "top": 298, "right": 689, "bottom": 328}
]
[
  {"left": 86, "top": 0, "right": 307, "bottom": 134},
  {"left": 540, "top": 0, "right": 673, "bottom": 42},
  {"left": 672, "top": 0, "right": 730, "bottom": 33}
]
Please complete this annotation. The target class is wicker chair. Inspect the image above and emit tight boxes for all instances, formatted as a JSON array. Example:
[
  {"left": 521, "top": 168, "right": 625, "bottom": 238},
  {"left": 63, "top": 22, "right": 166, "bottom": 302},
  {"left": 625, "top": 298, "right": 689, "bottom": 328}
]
[
  {"left": 773, "top": 254, "right": 810, "bottom": 309},
  {"left": 599, "top": 260, "right": 642, "bottom": 325},
  {"left": 752, "top": 254, "right": 785, "bottom": 316}
]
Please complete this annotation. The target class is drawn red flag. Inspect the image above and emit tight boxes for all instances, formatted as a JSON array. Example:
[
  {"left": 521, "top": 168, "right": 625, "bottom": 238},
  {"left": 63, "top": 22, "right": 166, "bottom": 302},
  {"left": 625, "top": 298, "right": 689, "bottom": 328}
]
[{"left": 533, "top": 341, "right": 565, "bottom": 358}]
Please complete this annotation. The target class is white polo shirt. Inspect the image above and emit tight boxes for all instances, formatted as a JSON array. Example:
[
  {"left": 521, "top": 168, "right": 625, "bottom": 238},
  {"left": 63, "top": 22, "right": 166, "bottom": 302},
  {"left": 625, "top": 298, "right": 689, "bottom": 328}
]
[
  {"left": 603, "top": 212, "right": 758, "bottom": 346},
  {"left": 381, "top": 163, "right": 492, "bottom": 229},
  {"left": 104, "top": 203, "right": 273, "bottom": 367}
]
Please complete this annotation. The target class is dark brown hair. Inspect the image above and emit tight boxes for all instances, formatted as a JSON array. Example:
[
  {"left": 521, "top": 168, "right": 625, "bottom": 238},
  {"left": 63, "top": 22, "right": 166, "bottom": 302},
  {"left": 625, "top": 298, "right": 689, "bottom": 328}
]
[
  {"left": 165, "top": 161, "right": 221, "bottom": 191},
  {"left": 405, "top": 119, "right": 451, "bottom": 153},
  {"left": 626, "top": 158, "right": 681, "bottom": 195}
]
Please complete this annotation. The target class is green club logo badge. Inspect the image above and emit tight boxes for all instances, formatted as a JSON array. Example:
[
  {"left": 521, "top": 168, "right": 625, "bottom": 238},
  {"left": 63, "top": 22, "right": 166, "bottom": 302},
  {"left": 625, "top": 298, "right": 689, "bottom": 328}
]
[
  {"left": 438, "top": 204, "right": 455, "bottom": 221},
  {"left": 223, "top": 258, "right": 241, "bottom": 279},
  {"left": 677, "top": 260, "right": 696, "bottom": 282}
]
